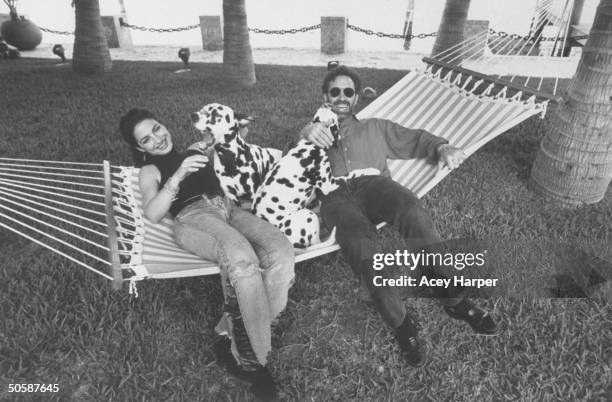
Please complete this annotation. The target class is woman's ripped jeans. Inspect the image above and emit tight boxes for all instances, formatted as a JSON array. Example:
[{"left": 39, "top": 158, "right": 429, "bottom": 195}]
[{"left": 174, "top": 196, "right": 295, "bottom": 368}]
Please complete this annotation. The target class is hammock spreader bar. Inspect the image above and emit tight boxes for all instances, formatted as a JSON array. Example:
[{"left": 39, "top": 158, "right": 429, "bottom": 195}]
[{"left": 103, "top": 161, "right": 125, "bottom": 288}]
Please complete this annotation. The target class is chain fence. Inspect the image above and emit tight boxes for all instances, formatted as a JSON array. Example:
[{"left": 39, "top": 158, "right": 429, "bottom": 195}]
[
  {"left": 38, "top": 22, "right": 590, "bottom": 42},
  {"left": 249, "top": 24, "right": 321, "bottom": 35},
  {"left": 39, "top": 27, "right": 73, "bottom": 36},
  {"left": 119, "top": 20, "right": 199, "bottom": 33},
  {"left": 347, "top": 24, "right": 437, "bottom": 40},
  {"left": 348, "top": 24, "right": 588, "bottom": 42}
]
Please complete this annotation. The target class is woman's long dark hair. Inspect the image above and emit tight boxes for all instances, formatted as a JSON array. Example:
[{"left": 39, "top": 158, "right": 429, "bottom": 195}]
[{"left": 119, "top": 108, "right": 158, "bottom": 167}]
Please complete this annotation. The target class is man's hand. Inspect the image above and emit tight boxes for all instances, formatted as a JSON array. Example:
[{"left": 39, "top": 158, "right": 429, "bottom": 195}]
[
  {"left": 300, "top": 122, "right": 334, "bottom": 149},
  {"left": 437, "top": 144, "right": 466, "bottom": 172}
]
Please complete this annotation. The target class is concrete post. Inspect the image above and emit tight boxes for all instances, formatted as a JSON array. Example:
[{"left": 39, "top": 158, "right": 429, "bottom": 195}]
[
  {"left": 101, "top": 15, "right": 133, "bottom": 48},
  {"left": 321, "top": 16, "right": 347, "bottom": 54},
  {"left": 464, "top": 20, "right": 489, "bottom": 58},
  {"left": 200, "top": 16, "right": 223, "bottom": 51}
]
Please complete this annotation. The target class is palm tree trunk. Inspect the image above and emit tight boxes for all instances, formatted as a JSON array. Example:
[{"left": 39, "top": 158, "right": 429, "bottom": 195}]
[
  {"left": 431, "top": 0, "right": 471, "bottom": 62},
  {"left": 72, "top": 0, "right": 112, "bottom": 74},
  {"left": 222, "top": 0, "right": 256, "bottom": 87},
  {"left": 530, "top": 0, "right": 612, "bottom": 206}
]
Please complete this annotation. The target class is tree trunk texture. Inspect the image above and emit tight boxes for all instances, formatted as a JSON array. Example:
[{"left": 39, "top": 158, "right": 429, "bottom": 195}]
[
  {"left": 222, "top": 0, "right": 256, "bottom": 87},
  {"left": 530, "top": 0, "right": 612, "bottom": 207},
  {"left": 72, "top": 0, "right": 112, "bottom": 74},
  {"left": 431, "top": 0, "right": 471, "bottom": 63}
]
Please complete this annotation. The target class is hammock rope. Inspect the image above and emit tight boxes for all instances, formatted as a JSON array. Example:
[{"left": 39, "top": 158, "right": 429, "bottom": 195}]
[
  {"left": 0, "top": 187, "right": 107, "bottom": 225},
  {"left": 0, "top": 178, "right": 106, "bottom": 204},
  {"left": 0, "top": 193, "right": 108, "bottom": 238},
  {"left": 0, "top": 220, "right": 115, "bottom": 281},
  {"left": 0, "top": 159, "right": 139, "bottom": 283},
  {"left": 0, "top": 185, "right": 107, "bottom": 218},
  {"left": 0, "top": 209, "right": 112, "bottom": 266}
]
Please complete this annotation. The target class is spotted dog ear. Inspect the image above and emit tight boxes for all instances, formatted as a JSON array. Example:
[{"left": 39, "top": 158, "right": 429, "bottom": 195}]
[{"left": 234, "top": 112, "right": 255, "bottom": 128}]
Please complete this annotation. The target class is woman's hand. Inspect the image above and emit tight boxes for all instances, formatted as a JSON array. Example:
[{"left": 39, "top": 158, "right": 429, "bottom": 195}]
[
  {"left": 140, "top": 154, "right": 208, "bottom": 223},
  {"left": 174, "top": 154, "right": 209, "bottom": 181}
]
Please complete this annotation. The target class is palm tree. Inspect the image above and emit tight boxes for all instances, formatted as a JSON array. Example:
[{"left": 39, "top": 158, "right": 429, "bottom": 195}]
[
  {"left": 72, "top": 0, "right": 112, "bottom": 74},
  {"left": 530, "top": 0, "right": 612, "bottom": 206},
  {"left": 222, "top": 0, "right": 256, "bottom": 87},
  {"left": 431, "top": 0, "right": 471, "bottom": 62}
]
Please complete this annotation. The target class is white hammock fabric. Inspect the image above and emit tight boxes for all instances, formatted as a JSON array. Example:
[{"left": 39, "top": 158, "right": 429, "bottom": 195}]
[{"left": 112, "top": 68, "right": 547, "bottom": 284}]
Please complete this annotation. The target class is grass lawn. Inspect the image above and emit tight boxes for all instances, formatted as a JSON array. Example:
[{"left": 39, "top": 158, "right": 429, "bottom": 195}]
[{"left": 0, "top": 58, "right": 610, "bottom": 401}]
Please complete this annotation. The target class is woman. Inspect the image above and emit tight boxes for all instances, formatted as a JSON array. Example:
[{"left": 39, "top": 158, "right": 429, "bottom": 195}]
[{"left": 119, "top": 108, "right": 294, "bottom": 399}]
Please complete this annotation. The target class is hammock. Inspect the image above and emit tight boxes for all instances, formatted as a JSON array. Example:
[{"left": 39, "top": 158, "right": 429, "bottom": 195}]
[{"left": 0, "top": 65, "right": 549, "bottom": 292}]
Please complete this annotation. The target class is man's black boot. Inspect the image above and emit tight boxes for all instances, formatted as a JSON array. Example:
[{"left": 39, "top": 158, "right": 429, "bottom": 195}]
[
  {"left": 393, "top": 314, "right": 424, "bottom": 366},
  {"left": 249, "top": 366, "right": 277, "bottom": 401},
  {"left": 444, "top": 299, "right": 498, "bottom": 335}
]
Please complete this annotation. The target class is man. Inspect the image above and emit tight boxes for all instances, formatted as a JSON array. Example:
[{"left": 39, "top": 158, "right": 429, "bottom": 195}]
[{"left": 300, "top": 65, "right": 497, "bottom": 366}]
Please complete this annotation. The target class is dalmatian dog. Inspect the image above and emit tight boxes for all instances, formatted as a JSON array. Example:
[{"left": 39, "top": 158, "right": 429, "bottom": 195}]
[
  {"left": 252, "top": 104, "right": 379, "bottom": 248},
  {"left": 190, "top": 103, "right": 278, "bottom": 203}
]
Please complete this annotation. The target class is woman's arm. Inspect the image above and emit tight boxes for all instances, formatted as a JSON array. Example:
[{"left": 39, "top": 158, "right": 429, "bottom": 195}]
[
  {"left": 139, "top": 165, "right": 173, "bottom": 223},
  {"left": 139, "top": 154, "right": 208, "bottom": 223}
]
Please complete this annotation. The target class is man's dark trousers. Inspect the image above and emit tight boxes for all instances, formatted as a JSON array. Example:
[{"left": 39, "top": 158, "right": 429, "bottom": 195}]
[{"left": 320, "top": 175, "right": 463, "bottom": 329}]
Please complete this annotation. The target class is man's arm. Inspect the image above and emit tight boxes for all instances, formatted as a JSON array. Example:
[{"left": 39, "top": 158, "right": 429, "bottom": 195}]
[{"left": 382, "top": 119, "right": 464, "bottom": 169}]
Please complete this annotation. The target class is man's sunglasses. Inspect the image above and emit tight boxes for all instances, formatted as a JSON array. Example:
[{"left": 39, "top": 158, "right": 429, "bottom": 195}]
[{"left": 328, "top": 87, "right": 356, "bottom": 98}]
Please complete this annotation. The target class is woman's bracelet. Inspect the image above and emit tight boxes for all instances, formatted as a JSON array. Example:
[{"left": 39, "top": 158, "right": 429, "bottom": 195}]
[{"left": 161, "top": 177, "right": 180, "bottom": 200}]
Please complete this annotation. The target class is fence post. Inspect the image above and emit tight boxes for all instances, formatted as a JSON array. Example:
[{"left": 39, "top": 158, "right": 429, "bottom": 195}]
[
  {"left": 200, "top": 15, "right": 223, "bottom": 51},
  {"left": 321, "top": 16, "right": 347, "bottom": 54},
  {"left": 465, "top": 20, "right": 489, "bottom": 58},
  {"left": 101, "top": 15, "right": 133, "bottom": 48}
]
